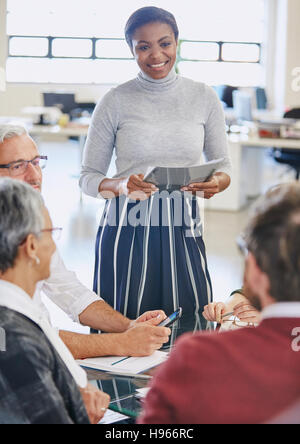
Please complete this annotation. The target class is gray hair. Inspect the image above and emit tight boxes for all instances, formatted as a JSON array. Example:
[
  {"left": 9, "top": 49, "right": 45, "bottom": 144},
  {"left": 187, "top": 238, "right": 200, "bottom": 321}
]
[
  {"left": 0, "top": 178, "right": 44, "bottom": 273},
  {"left": 0, "top": 124, "right": 28, "bottom": 144}
]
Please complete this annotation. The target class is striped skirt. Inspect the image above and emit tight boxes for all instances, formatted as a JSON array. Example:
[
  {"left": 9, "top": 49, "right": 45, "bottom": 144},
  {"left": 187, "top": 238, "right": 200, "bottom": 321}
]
[{"left": 93, "top": 191, "right": 213, "bottom": 325}]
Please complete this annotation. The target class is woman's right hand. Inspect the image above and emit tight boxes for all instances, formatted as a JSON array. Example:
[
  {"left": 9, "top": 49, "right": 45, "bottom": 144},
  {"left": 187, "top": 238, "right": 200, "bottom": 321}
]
[
  {"left": 203, "top": 302, "right": 227, "bottom": 323},
  {"left": 120, "top": 174, "right": 158, "bottom": 200}
]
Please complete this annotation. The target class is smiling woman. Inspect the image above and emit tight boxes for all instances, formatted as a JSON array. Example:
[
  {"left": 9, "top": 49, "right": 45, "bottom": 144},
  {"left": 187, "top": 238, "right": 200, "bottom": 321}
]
[
  {"left": 130, "top": 22, "right": 177, "bottom": 80},
  {"left": 125, "top": 7, "right": 179, "bottom": 80},
  {"left": 80, "top": 6, "right": 232, "bottom": 328}
]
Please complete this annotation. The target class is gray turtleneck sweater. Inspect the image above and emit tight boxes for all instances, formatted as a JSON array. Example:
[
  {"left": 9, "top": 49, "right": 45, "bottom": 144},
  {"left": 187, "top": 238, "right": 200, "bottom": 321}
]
[{"left": 80, "top": 69, "right": 231, "bottom": 197}]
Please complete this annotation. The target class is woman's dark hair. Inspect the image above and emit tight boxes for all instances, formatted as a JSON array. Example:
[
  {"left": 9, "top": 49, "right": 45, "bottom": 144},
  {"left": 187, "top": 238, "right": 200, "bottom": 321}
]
[{"left": 125, "top": 7, "right": 179, "bottom": 51}]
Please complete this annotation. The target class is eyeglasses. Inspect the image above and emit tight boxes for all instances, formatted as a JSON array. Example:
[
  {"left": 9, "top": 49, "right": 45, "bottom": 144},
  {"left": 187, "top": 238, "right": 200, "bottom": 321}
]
[
  {"left": 40, "top": 227, "right": 63, "bottom": 241},
  {"left": 221, "top": 316, "right": 257, "bottom": 330},
  {"left": 18, "top": 227, "right": 63, "bottom": 247},
  {"left": 0, "top": 156, "right": 48, "bottom": 177}
]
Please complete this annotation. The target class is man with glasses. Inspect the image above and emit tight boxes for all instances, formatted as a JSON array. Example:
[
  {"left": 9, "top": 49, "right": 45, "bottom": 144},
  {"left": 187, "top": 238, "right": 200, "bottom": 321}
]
[
  {"left": 139, "top": 183, "right": 300, "bottom": 424},
  {"left": 0, "top": 124, "right": 170, "bottom": 361}
]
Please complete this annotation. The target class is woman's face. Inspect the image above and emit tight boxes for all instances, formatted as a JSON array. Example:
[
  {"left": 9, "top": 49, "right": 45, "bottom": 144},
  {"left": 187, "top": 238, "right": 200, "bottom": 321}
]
[{"left": 131, "top": 22, "right": 178, "bottom": 80}]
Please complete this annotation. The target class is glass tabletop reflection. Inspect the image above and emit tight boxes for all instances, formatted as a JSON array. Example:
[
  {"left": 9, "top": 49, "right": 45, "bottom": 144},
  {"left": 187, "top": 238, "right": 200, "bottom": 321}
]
[{"left": 86, "top": 314, "right": 213, "bottom": 423}]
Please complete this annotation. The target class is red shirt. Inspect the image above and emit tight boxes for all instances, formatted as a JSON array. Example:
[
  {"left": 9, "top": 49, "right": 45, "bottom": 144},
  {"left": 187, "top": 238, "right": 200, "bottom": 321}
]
[{"left": 139, "top": 318, "right": 300, "bottom": 424}]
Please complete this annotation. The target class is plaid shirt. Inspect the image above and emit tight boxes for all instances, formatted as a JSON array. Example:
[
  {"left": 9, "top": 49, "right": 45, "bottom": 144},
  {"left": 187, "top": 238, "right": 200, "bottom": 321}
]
[{"left": 0, "top": 307, "right": 90, "bottom": 424}]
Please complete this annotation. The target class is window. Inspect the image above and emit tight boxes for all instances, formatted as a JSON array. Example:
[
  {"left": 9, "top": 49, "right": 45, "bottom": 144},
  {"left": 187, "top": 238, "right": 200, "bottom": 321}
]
[
  {"left": 6, "top": 0, "right": 266, "bottom": 86},
  {"left": 52, "top": 39, "right": 93, "bottom": 59},
  {"left": 9, "top": 37, "right": 48, "bottom": 57}
]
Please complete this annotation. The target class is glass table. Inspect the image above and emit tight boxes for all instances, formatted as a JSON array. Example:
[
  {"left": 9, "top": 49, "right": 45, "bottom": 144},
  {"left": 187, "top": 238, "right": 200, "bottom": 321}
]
[{"left": 86, "top": 314, "right": 213, "bottom": 423}]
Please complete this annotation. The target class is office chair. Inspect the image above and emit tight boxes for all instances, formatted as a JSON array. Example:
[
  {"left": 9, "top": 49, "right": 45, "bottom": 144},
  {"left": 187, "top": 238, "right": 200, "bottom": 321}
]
[{"left": 272, "top": 108, "right": 300, "bottom": 179}]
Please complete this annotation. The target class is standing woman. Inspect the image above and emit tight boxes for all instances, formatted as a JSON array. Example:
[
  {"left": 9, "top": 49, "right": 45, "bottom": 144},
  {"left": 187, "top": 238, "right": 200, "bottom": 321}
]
[{"left": 80, "top": 7, "right": 231, "bottom": 327}]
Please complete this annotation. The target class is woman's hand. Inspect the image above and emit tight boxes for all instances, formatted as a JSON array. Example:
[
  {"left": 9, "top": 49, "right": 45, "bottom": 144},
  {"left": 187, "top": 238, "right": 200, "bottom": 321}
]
[
  {"left": 120, "top": 174, "right": 158, "bottom": 201},
  {"left": 98, "top": 175, "right": 158, "bottom": 200},
  {"left": 233, "top": 302, "right": 261, "bottom": 325},
  {"left": 181, "top": 175, "right": 221, "bottom": 199},
  {"left": 203, "top": 302, "right": 227, "bottom": 323},
  {"left": 181, "top": 172, "right": 230, "bottom": 199},
  {"left": 80, "top": 384, "right": 110, "bottom": 424}
]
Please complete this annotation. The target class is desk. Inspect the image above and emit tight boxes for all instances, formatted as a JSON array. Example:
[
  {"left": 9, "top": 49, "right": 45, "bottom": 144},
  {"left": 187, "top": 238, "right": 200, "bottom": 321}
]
[
  {"left": 206, "top": 134, "right": 300, "bottom": 212},
  {"left": 85, "top": 313, "right": 212, "bottom": 423},
  {"left": 28, "top": 124, "right": 88, "bottom": 170}
]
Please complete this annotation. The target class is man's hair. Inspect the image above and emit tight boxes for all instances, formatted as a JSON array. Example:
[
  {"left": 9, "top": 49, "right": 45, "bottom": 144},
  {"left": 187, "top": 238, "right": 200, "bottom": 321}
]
[
  {"left": 0, "top": 178, "right": 44, "bottom": 273},
  {"left": 125, "top": 6, "right": 179, "bottom": 51},
  {"left": 0, "top": 124, "right": 28, "bottom": 144},
  {"left": 245, "top": 182, "right": 300, "bottom": 303}
]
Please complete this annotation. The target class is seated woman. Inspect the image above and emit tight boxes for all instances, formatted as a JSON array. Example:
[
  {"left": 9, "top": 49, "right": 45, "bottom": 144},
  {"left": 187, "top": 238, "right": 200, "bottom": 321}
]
[
  {"left": 202, "top": 289, "right": 261, "bottom": 327},
  {"left": 0, "top": 178, "right": 109, "bottom": 424}
]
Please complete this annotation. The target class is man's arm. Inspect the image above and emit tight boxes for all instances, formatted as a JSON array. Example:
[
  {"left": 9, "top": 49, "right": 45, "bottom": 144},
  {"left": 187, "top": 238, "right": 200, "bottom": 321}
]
[
  {"left": 78, "top": 300, "right": 131, "bottom": 332},
  {"left": 43, "top": 250, "right": 165, "bottom": 332},
  {"left": 78, "top": 300, "right": 166, "bottom": 332},
  {"left": 60, "top": 323, "right": 171, "bottom": 360}
]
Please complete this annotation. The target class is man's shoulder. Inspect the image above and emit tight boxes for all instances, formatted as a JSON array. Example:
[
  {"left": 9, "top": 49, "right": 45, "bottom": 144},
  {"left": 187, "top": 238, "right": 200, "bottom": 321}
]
[{"left": 173, "top": 327, "right": 258, "bottom": 361}]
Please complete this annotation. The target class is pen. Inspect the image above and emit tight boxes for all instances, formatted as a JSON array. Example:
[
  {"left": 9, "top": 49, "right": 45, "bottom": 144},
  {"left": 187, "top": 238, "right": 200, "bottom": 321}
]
[
  {"left": 221, "top": 311, "right": 234, "bottom": 319},
  {"left": 108, "top": 403, "right": 139, "bottom": 419},
  {"left": 111, "top": 357, "right": 130, "bottom": 366}
]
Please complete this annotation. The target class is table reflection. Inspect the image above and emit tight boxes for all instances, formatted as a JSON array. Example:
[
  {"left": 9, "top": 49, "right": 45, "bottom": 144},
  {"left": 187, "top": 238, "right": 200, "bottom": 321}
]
[{"left": 87, "top": 314, "right": 214, "bottom": 423}]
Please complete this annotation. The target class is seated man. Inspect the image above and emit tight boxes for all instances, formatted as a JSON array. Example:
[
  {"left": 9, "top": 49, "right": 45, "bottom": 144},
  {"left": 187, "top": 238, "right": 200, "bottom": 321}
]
[
  {"left": 0, "top": 124, "right": 170, "bottom": 359},
  {"left": 0, "top": 178, "right": 110, "bottom": 424},
  {"left": 139, "top": 183, "right": 300, "bottom": 424}
]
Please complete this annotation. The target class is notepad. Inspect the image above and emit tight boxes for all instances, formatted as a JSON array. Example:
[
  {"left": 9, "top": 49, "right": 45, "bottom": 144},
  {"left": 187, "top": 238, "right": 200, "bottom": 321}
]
[
  {"left": 144, "top": 158, "right": 225, "bottom": 191},
  {"left": 99, "top": 409, "right": 129, "bottom": 424},
  {"left": 135, "top": 387, "right": 150, "bottom": 399},
  {"left": 77, "top": 350, "right": 168, "bottom": 375}
]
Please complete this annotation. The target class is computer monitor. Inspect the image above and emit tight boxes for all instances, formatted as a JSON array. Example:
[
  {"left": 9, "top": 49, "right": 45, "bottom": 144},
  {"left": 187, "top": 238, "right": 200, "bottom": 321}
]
[
  {"left": 43, "top": 93, "right": 76, "bottom": 114},
  {"left": 232, "top": 90, "right": 253, "bottom": 122}
]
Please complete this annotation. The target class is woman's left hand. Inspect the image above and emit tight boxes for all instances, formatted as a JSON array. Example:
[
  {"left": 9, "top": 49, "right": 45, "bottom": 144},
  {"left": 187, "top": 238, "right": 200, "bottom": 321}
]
[
  {"left": 181, "top": 175, "right": 220, "bottom": 199},
  {"left": 233, "top": 302, "right": 261, "bottom": 325}
]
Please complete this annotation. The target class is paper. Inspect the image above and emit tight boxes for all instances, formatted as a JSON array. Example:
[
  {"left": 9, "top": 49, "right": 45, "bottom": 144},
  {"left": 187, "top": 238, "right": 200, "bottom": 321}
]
[
  {"left": 144, "top": 158, "right": 225, "bottom": 191},
  {"left": 99, "top": 409, "right": 129, "bottom": 424},
  {"left": 0, "top": 67, "right": 6, "bottom": 92},
  {"left": 135, "top": 387, "right": 150, "bottom": 399},
  {"left": 77, "top": 350, "right": 168, "bottom": 375}
]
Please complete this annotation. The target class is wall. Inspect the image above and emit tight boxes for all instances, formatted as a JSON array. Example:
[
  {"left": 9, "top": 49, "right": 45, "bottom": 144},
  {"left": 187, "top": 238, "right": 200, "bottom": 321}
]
[
  {"left": 0, "top": 0, "right": 7, "bottom": 92},
  {"left": 284, "top": 0, "right": 300, "bottom": 109},
  {"left": 272, "top": 0, "right": 288, "bottom": 113}
]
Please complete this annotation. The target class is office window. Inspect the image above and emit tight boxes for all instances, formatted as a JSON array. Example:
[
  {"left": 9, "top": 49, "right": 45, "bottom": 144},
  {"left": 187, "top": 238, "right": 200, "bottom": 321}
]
[
  {"left": 180, "top": 42, "right": 219, "bottom": 62},
  {"left": 95, "top": 40, "right": 133, "bottom": 59},
  {"left": 222, "top": 43, "right": 261, "bottom": 63},
  {"left": 52, "top": 39, "right": 93, "bottom": 59},
  {"left": 9, "top": 37, "right": 48, "bottom": 57},
  {"left": 6, "top": 0, "right": 266, "bottom": 86}
]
